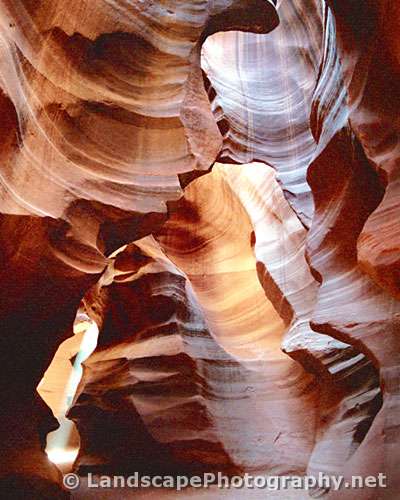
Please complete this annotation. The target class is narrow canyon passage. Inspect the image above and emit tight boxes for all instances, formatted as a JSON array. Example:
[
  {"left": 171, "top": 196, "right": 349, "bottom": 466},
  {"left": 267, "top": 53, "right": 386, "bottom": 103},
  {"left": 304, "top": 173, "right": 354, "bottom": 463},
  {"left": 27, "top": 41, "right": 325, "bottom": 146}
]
[{"left": 0, "top": 0, "right": 399, "bottom": 499}]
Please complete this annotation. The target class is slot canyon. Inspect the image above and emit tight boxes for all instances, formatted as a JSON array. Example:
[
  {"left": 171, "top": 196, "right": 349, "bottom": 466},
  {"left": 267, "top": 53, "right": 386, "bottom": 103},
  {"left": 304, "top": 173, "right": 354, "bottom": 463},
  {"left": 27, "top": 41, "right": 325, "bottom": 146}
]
[{"left": 0, "top": 0, "right": 399, "bottom": 498}]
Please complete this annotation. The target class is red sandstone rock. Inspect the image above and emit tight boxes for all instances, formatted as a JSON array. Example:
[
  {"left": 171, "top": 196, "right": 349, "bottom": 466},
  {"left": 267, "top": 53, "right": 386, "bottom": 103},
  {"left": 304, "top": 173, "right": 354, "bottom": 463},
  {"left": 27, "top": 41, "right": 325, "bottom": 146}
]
[{"left": 0, "top": 0, "right": 398, "bottom": 498}]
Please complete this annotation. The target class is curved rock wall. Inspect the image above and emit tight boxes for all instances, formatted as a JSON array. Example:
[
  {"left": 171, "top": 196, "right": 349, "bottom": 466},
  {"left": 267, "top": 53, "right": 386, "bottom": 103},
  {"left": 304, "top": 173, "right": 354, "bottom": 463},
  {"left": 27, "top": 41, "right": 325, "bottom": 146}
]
[
  {"left": 72, "top": 236, "right": 316, "bottom": 476},
  {"left": 0, "top": 0, "right": 398, "bottom": 498}
]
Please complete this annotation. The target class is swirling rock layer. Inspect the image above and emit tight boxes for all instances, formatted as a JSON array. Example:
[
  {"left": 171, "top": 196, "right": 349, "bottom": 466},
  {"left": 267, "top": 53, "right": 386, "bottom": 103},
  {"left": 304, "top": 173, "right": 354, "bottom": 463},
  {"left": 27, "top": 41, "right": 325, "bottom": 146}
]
[
  {"left": 72, "top": 203, "right": 318, "bottom": 477},
  {"left": 0, "top": 0, "right": 398, "bottom": 498}
]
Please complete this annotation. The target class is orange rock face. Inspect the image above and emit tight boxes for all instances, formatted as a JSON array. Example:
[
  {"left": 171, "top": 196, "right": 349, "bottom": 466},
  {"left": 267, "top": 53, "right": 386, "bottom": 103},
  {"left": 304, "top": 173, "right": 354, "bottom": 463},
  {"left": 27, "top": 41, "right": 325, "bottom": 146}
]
[{"left": 0, "top": 0, "right": 398, "bottom": 498}]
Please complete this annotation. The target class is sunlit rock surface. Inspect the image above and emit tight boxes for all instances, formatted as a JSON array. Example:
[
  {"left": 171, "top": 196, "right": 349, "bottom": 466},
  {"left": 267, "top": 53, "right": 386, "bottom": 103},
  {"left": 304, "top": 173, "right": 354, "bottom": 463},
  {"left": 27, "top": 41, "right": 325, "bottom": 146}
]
[
  {"left": 0, "top": 0, "right": 398, "bottom": 498},
  {"left": 71, "top": 237, "right": 316, "bottom": 476}
]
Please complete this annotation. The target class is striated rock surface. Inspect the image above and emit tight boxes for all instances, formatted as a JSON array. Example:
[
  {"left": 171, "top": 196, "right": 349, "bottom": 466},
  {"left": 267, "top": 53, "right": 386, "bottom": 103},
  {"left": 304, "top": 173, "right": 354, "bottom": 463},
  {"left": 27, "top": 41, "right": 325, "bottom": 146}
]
[
  {"left": 0, "top": 0, "right": 398, "bottom": 498},
  {"left": 0, "top": 0, "right": 278, "bottom": 220},
  {"left": 71, "top": 236, "right": 317, "bottom": 476},
  {"left": 306, "top": 2, "right": 400, "bottom": 497},
  {"left": 0, "top": 0, "right": 280, "bottom": 495},
  {"left": 216, "top": 162, "right": 383, "bottom": 486},
  {"left": 201, "top": 0, "right": 324, "bottom": 225}
]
